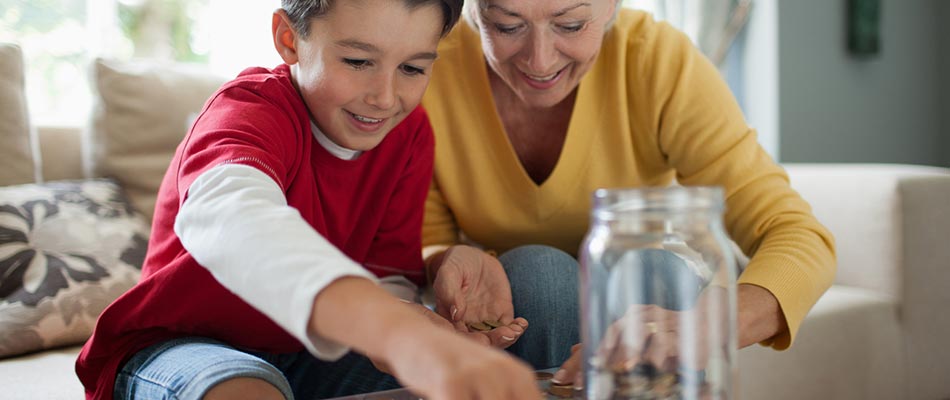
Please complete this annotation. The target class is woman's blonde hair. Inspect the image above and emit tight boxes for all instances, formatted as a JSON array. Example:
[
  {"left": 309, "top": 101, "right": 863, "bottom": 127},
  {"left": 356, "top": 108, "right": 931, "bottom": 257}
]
[{"left": 460, "top": 0, "right": 621, "bottom": 31}]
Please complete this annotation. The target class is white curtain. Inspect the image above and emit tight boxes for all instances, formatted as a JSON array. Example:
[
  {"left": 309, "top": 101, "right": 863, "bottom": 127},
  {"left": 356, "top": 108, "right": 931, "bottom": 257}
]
[{"left": 623, "top": 0, "right": 753, "bottom": 66}]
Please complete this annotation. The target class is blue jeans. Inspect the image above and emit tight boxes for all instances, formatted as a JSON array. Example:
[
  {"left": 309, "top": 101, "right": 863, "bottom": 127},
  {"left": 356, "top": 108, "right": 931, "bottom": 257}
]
[
  {"left": 115, "top": 246, "right": 693, "bottom": 399},
  {"left": 499, "top": 245, "right": 581, "bottom": 370},
  {"left": 114, "top": 337, "right": 399, "bottom": 400},
  {"left": 498, "top": 245, "right": 700, "bottom": 370}
]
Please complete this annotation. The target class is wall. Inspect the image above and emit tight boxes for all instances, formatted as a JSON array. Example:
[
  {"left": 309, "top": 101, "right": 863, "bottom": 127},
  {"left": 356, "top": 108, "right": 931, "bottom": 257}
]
[
  {"left": 774, "top": 0, "right": 943, "bottom": 165},
  {"left": 742, "top": 0, "right": 779, "bottom": 159},
  {"left": 940, "top": 1, "right": 950, "bottom": 167}
]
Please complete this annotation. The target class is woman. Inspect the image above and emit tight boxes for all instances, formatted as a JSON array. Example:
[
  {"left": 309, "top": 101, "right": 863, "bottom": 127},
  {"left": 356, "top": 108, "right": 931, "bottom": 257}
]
[{"left": 420, "top": 0, "right": 836, "bottom": 383}]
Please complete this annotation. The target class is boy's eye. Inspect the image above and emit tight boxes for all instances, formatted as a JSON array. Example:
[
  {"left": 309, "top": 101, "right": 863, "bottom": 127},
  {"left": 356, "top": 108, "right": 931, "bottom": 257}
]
[
  {"left": 400, "top": 64, "right": 426, "bottom": 76},
  {"left": 493, "top": 23, "right": 523, "bottom": 35},
  {"left": 343, "top": 58, "right": 371, "bottom": 69}
]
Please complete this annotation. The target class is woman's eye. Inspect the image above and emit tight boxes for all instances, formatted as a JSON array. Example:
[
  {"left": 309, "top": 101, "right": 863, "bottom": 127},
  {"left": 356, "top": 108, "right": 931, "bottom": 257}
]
[
  {"left": 558, "top": 22, "right": 586, "bottom": 33},
  {"left": 494, "top": 24, "right": 522, "bottom": 35},
  {"left": 401, "top": 64, "right": 426, "bottom": 76},
  {"left": 343, "top": 58, "right": 370, "bottom": 69}
]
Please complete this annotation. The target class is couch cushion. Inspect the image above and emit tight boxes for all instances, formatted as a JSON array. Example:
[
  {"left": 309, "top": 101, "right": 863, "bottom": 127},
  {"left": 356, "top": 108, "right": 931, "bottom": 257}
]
[
  {"left": 89, "top": 58, "right": 227, "bottom": 219},
  {"left": 0, "top": 43, "right": 38, "bottom": 186},
  {"left": 0, "top": 345, "right": 83, "bottom": 400},
  {"left": 739, "top": 285, "right": 902, "bottom": 400},
  {"left": 0, "top": 179, "right": 149, "bottom": 358}
]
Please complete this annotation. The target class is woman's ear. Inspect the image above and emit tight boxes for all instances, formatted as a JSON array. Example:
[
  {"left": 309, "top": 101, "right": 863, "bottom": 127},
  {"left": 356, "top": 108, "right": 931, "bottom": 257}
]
[{"left": 272, "top": 9, "right": 300, "bottom": 65}]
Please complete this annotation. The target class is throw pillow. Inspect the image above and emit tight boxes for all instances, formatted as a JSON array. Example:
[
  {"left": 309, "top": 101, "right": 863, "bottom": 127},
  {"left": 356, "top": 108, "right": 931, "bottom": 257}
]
[
  {"left": 0, "top": 43, "right": 38, "bottom": 186},
  {"left": 0, "top": 179, "right": 149, "bottom": 358},
  {"left": 89, "top": 58, "right": 227, "bottom": 219}
]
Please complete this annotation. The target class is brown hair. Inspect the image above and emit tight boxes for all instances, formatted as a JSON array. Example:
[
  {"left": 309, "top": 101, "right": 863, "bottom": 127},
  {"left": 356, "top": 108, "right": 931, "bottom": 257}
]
[{"left": 281, "top": 0, "right": 464, "bottom": 38}]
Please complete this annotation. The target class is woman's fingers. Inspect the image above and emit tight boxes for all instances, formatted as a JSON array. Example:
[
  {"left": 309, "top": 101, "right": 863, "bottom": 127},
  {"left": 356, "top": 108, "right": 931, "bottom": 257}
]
[
  {"left": 553, "top": 343, "right": 583, "bottom": 384},
  {"left": 481, "top": 324, "right": 522, "bottom": 348}
]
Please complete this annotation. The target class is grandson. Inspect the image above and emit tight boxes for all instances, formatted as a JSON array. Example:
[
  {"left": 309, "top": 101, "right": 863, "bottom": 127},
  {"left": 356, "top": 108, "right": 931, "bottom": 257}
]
[{"left": 76, "top": 1, "right": 540, "bottom": 399}]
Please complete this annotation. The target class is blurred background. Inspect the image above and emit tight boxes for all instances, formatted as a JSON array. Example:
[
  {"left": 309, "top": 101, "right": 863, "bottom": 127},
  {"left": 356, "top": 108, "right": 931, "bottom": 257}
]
[{"left": 2, "top": 0, "right": 948, "bottom": 167}]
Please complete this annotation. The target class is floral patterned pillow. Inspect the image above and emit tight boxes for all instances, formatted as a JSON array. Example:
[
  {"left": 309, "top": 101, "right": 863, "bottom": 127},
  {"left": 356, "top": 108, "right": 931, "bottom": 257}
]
[{"left": 0, "top": 179, "right": 149, "bottom": 358}]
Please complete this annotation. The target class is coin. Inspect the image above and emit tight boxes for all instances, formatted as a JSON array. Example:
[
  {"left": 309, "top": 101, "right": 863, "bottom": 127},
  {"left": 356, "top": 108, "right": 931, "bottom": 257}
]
[
  {"left": 547, "top": 383, "right": 574, "bottom": 398},
  {"left": 483, "top": 319, "right": 503, "bottom": 329},
  {"left": 535, "top": 371, "right": 553, "bottom": 381},
  {"left": 467, "top": 321, "right": 492, "bottom": 332}
]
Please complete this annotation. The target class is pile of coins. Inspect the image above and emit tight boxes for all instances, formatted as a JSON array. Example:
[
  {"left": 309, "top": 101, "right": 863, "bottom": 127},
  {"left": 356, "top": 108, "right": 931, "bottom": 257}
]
[
  {"left": 603, "top": 362, "right": 718, "bottom": 400},
  {"left": 466, "top": 320, "right": 503, "bottom": 331},
  {"left": 533, "top": 370, "right": 575, "bottom": 399}
]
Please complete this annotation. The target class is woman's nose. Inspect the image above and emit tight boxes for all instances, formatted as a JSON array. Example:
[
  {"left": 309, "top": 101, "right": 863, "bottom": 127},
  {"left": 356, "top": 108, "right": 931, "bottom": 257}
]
[{"left": 524, "top": 29, "right": 559, "bottom": 73}]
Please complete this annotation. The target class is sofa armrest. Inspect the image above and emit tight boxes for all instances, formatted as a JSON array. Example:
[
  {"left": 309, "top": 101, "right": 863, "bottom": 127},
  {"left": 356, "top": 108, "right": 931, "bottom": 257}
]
[
  {"left": 783, "top": 163, "right": 950, "bottom": 399},
  {"left": 898, "top": 174, "right": 950, "bottom": 399}
]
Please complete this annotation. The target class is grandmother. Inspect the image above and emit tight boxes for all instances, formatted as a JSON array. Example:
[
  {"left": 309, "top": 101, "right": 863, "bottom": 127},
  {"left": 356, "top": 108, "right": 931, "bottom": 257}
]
[{"left": 420, "top": 0, "right": 836, "bottom": 382}]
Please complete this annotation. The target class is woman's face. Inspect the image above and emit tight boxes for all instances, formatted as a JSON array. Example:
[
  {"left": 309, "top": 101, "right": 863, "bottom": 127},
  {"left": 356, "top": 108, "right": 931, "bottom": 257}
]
[{"left": 473, "top": 0, "right": 617, "bottom": 108}]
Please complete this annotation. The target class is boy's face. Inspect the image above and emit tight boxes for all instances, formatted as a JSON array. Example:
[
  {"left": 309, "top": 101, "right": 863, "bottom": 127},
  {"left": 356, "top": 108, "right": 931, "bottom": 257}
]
[{"left": 273, "top": 1, "right": 443, "bottom": 151}]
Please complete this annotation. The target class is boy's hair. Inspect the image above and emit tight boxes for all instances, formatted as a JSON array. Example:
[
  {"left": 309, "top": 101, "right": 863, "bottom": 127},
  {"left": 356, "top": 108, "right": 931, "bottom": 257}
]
[{"left": 282, "top": 0, "right": 463, "bottom": 38}]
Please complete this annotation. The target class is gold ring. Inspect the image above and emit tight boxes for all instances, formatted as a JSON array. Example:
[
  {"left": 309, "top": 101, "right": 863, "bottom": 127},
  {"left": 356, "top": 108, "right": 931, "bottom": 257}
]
[{"left": 645, "top": 322, "right": 658, "bottom": 334}]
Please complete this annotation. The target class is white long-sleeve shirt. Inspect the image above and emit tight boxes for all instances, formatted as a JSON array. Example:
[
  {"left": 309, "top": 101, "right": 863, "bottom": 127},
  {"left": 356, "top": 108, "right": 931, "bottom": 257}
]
[{"left": 174, "top": 123, "right": 419, "bottom": 360}]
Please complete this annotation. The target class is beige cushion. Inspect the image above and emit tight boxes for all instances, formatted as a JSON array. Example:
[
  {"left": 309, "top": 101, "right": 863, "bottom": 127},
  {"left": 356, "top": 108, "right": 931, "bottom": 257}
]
[
  {"left": 38, "top": 126, "right": 84, "bottom": 182},
  {"left": 0, "top": 43, "right": 37, "bottom": 185},
  {"left": 89, "top": 58, "right": 227, "bottom": 219},
  {"left": 784, "top": 164, "right": 950, "bottom": 297}
]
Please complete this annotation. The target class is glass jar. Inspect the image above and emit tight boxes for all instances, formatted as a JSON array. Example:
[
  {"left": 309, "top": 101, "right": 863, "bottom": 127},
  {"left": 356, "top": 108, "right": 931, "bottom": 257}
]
[{"left": 579, "top": 187, "right": 737, "bottom": 400}]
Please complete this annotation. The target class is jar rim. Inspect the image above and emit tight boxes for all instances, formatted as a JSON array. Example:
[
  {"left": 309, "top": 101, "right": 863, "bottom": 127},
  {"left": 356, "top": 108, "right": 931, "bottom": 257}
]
[{"left": 591, "top": 186, "right": 724, "bottom": 217}]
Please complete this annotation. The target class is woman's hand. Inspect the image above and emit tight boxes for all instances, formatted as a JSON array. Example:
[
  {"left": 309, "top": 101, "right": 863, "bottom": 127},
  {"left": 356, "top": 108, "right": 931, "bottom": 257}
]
[
  {"left": 551, "top": 304, "right": 711, "bottom": 386},
  {"left": 595, "top": 304, "right": 709, "bottom": 373},
  {"left": 431, "top": 245, "right": 529, "bottom": 349}
]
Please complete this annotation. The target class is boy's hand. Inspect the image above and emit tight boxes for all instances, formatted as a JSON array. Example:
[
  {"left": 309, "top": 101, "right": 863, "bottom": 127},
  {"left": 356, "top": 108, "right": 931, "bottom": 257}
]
[
  {"left": 431, "top": 245, "right": 528, "bottom": 349},
  {"left": 369, "top": 301, "right": 490, "bottom": 374},
  {"left": 384, "top": 324, "right": 543, "bottom": 400}
]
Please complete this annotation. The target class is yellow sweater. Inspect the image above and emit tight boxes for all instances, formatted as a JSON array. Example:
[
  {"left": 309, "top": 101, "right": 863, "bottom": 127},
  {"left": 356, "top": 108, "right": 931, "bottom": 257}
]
[{"left": 421, "top": 9, "right": 835, "bottom": 349}]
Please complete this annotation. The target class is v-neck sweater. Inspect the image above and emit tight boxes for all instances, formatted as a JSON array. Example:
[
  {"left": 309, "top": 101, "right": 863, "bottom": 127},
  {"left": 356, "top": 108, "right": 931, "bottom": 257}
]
[{"left": 420, "top": 9, "right": 835, "bottom": 349}]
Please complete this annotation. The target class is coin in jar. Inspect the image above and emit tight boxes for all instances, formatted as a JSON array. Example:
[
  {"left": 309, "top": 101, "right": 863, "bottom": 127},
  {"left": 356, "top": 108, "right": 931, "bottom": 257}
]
[{"left": 547, "top": 383, "right": 574, "bottom": 398}]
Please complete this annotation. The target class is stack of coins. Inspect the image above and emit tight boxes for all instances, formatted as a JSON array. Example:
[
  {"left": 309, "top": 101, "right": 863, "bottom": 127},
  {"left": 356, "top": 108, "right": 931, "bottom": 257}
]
[
  {"left": 534, "top": 370, "right": 574, "bottom": 399},
  {"left": 603, "top": 362, "right": 720, "bottom": 400},
  {"left": 466, "top": 320, "right": 503, "bottom": 332}
]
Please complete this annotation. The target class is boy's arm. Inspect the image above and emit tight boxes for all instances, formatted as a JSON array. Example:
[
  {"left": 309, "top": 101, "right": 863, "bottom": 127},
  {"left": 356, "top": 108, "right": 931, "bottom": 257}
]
[
  {"left": 311, "top": 276, "right": 542, "bottom": 400},
  {"left": 175, "top": 163, "right": 377, "bottom": 360}
]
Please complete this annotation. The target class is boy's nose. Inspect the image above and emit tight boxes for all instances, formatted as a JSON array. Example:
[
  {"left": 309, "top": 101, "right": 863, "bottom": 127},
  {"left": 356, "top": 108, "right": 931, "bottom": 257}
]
[{"left": 366, "top": 73, "right": 396, "bottom": 110}]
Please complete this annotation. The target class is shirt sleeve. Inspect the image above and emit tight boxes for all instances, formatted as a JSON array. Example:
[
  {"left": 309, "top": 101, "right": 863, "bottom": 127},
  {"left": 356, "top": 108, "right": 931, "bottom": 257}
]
[
  {"left": 174, "top": 163, "right": 378, "bottom": 360},
  {"left": 175, "top": 84, "right": 300, "bottom": 202},
  {"left": 634, "top": 21, "right": 836, "bottom": 349}
]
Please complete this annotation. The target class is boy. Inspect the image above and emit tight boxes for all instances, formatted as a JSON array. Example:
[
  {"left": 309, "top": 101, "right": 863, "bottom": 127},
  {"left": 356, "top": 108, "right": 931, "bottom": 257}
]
[{"left": 75, "top": 1, "right": 540, "bottom": 399}]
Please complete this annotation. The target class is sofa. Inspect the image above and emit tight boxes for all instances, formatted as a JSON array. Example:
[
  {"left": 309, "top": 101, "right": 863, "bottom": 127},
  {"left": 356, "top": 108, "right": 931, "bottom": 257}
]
[{"left": 2, "top": 42, "right": 949, "bottom": 400}]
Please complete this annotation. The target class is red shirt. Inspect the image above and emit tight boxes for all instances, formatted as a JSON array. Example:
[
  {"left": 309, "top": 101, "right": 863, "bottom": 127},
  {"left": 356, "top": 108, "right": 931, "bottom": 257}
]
[{"left": 76, "top": 64, "right": 434, "bottom": 400}]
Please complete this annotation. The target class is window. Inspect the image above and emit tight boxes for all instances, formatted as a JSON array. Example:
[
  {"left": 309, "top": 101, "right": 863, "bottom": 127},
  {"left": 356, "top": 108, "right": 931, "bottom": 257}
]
[
  {"left": 3, "top": 0, "right": 750, "bottom": 129},
  {"left": 624, "top": 0, "right": 755, "bottom": 126},
  {"left": 1, "top": 0, "right": 280, "bottom": 127}
]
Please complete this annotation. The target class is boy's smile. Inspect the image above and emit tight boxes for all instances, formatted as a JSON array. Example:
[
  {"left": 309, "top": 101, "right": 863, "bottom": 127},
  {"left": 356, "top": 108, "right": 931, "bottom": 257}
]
[{"left": 273, "top": 0, "right": 443, "bottom": 151}]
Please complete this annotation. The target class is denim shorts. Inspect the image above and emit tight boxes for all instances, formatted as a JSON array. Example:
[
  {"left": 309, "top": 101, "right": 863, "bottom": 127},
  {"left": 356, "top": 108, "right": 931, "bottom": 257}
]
[{"left": 113, "top": 337, "right": 400, "bottom": 400}]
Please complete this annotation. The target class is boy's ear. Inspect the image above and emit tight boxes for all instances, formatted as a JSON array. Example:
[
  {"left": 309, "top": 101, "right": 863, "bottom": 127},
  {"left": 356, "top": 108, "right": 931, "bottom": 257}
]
[{"left": 272, "top": 9, "right": 300, "bottom": 65}]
